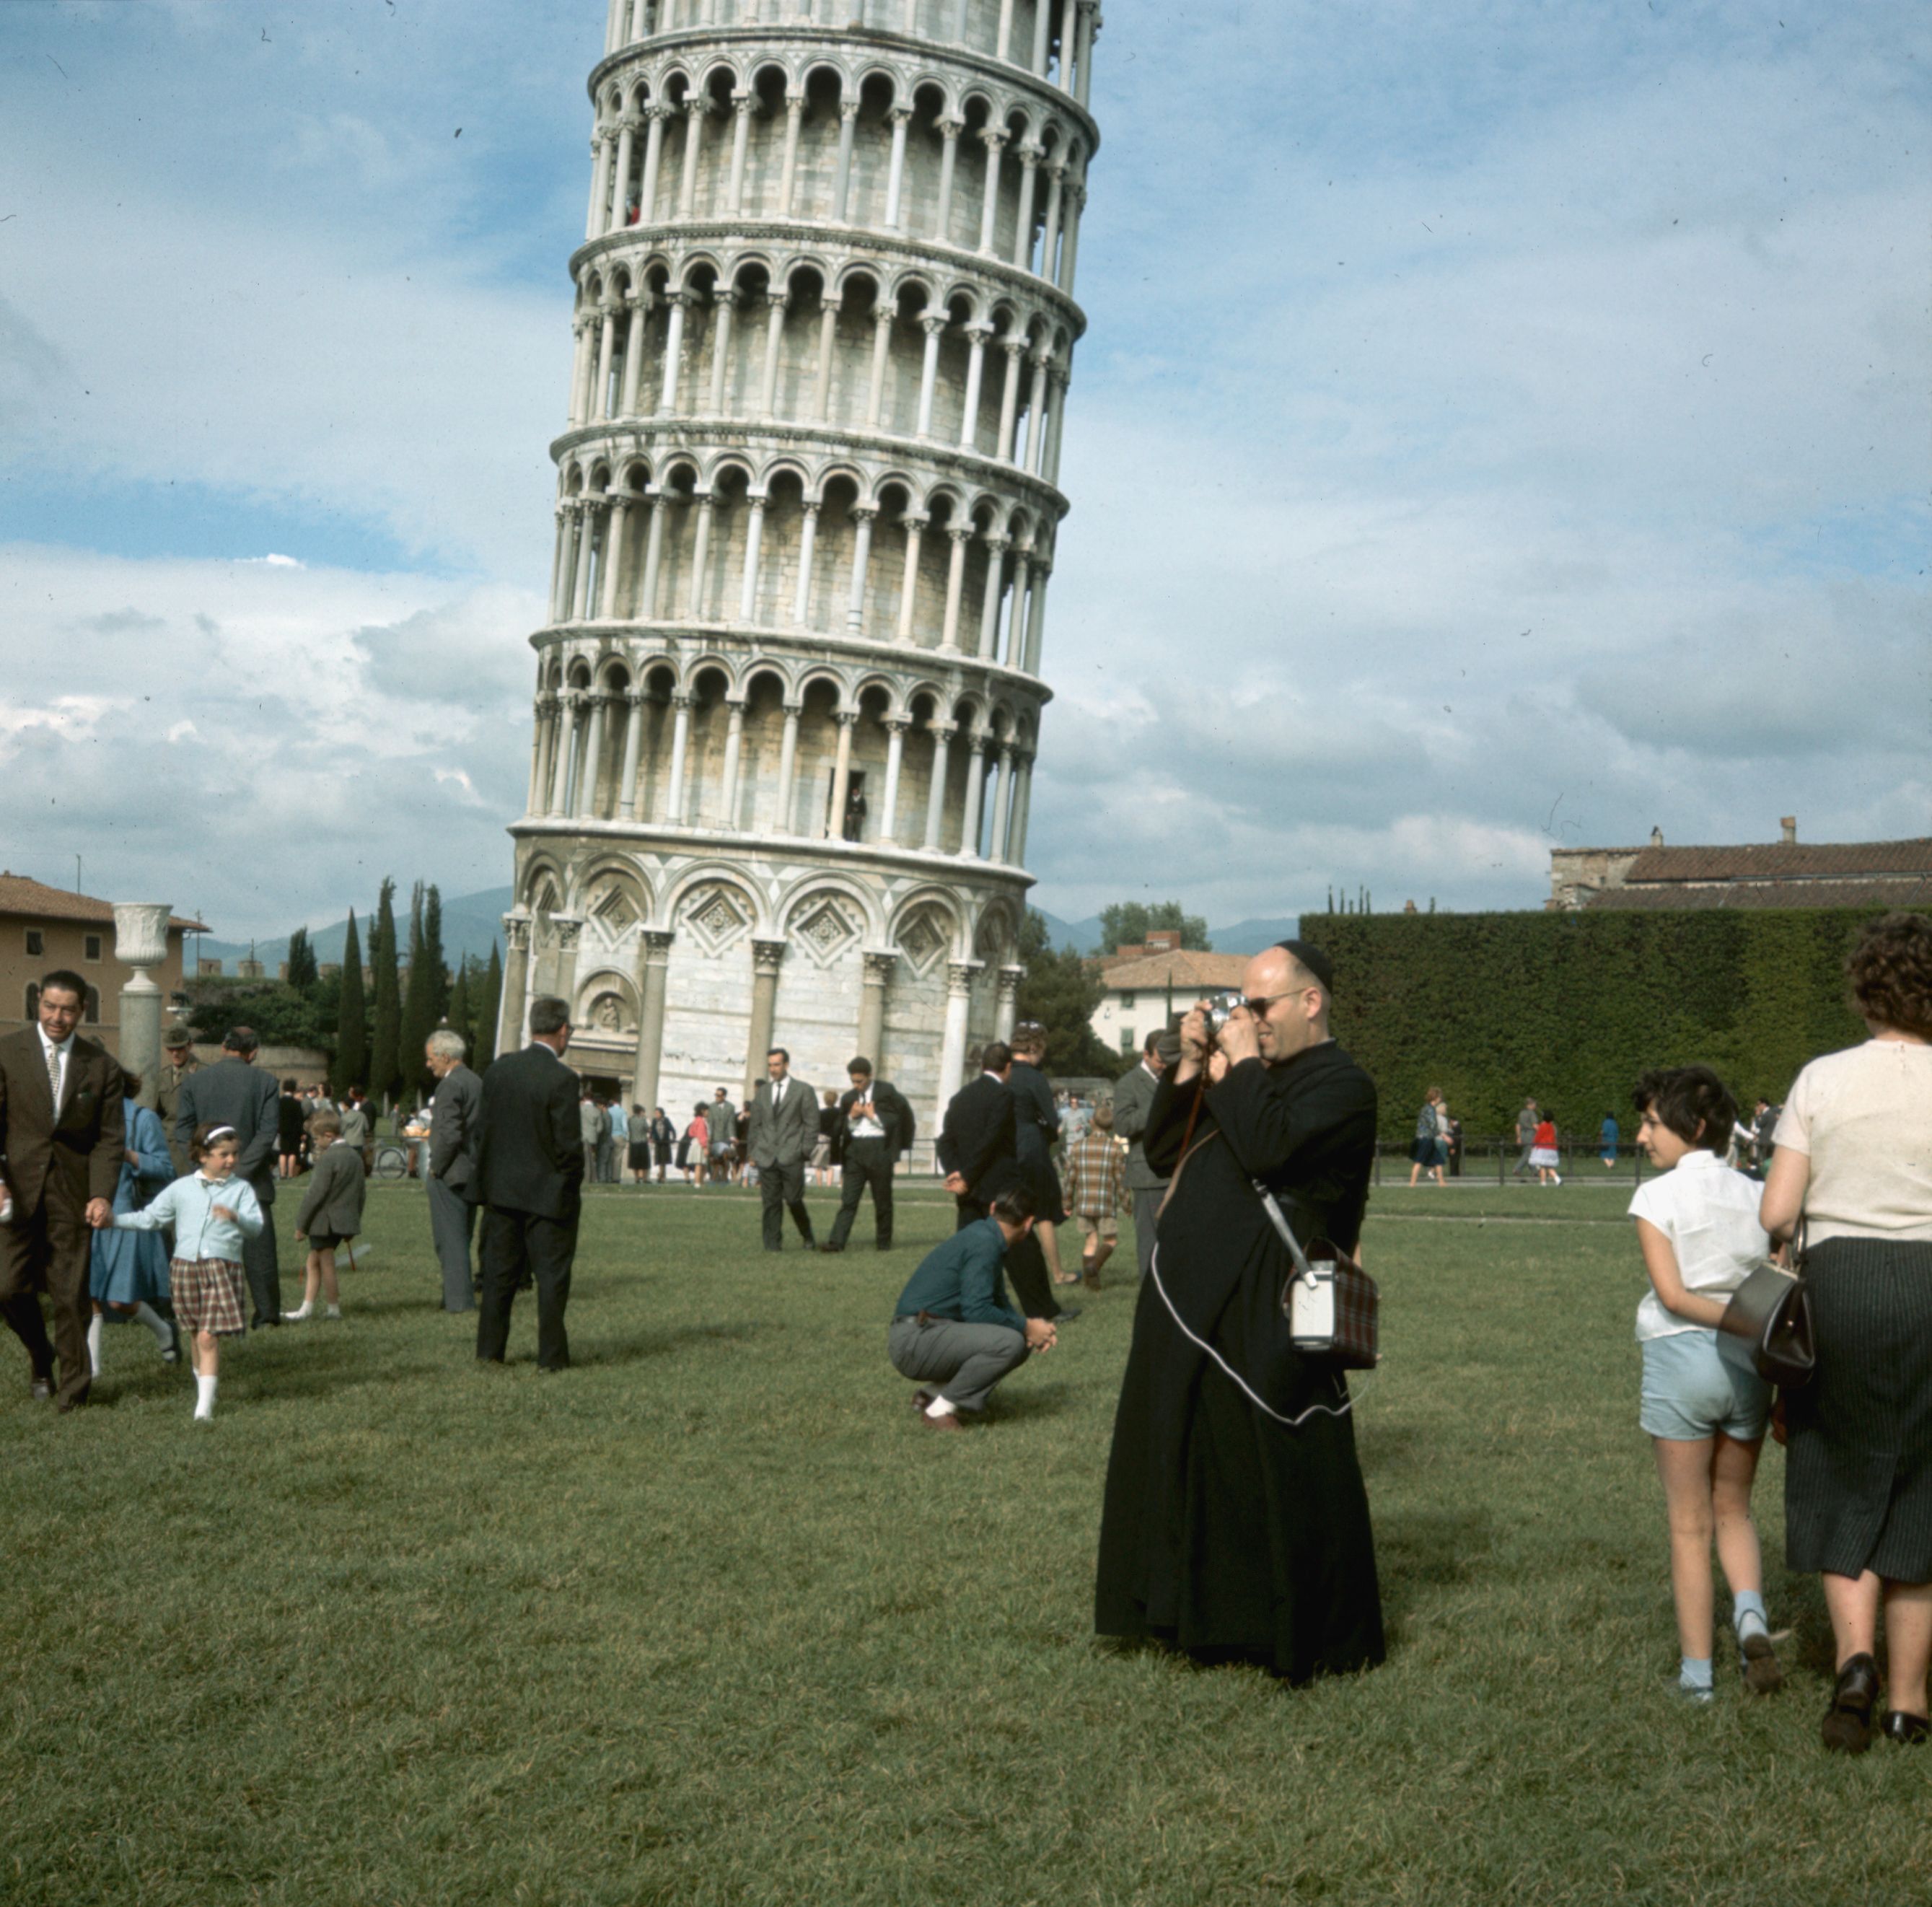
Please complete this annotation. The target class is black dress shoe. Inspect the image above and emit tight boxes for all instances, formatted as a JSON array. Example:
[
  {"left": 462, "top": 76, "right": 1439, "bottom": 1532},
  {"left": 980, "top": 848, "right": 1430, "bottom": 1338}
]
[
  {"left": 1881, "top": 1709, "right": 1931, "bottom": 1745},
  {"left": 818, "top": 1242, "right": 845, "bottom": 1254},
  {"left": 1822, "top": 1652, "right": 1881, "bottom": 1753}
]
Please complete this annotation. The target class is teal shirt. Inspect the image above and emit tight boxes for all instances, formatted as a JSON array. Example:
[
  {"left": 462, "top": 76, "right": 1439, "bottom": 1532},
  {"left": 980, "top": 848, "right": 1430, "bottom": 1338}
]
[{"left": 893, "top": 1219, "right": 1026, "bottom": 1333}]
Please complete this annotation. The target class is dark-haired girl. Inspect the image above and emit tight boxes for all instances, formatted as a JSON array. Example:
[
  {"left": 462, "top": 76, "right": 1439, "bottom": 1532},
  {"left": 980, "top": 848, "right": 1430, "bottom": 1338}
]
[{"left": 1629, "top": 1064, "right": 1781, "bottom": 1701}]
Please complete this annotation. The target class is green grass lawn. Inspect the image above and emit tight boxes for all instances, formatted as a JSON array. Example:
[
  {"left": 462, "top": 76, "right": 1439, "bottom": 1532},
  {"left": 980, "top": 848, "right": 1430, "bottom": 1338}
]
[{"left": 6, "top": 1176, "right": 1929, "bottom": 1905}]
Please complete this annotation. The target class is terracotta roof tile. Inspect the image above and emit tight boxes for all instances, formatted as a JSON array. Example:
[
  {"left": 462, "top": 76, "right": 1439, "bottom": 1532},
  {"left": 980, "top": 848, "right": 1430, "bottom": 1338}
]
[
  {"left": 1623, "top": 839, "right": 1932, "bottom": 883},
  {"left": 0, "top": 874, "right": 206, "bottom": 934},
  {"left": 1097, "top": 950, "right": 1250, "bottom": 991},
  {"left": 1584, "top": 877, "right": 1932, "bottom": 912}
]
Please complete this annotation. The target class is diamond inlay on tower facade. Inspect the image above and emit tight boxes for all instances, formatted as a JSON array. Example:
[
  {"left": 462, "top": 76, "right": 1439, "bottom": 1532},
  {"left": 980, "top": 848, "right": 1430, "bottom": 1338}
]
[{"left": 496, "top": 0, "right": 1102, "bottom": 1137}]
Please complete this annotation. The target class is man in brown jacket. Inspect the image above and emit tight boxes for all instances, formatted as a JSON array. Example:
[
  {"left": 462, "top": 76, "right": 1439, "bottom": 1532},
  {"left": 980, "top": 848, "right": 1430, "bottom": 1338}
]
[{"left": 0, "top": 969, "right": 125, "bottom": 1409}]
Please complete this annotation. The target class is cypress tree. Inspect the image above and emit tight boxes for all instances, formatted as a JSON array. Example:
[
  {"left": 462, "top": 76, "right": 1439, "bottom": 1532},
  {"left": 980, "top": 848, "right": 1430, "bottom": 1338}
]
[
  {"left": 400, "top": 880, "right": 438, "bottom": 1106},
  {"left": 474, "top": 942, "right": 502, "bottom": 1071},
  {"left": 424, "top": 883, "right": 449, "bottom": 1025},
  {"left": 286, "top": 925, "right": 320, "bottom": 992},
  {"left": 447, "top": 959, "right": 473, "bottom": 1056},
  {"left": 369, "top": 877, "right": 402, "bottom": 1110},
  {"left": 332, "top": 911, "right": 367, "bottom": 1095}
]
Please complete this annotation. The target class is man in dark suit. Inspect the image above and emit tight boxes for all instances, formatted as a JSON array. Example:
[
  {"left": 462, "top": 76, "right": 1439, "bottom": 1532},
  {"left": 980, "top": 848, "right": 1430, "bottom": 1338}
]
[
  {"left": 1110, "top": 1027, "right": 1177, "bottom": 1281},
  {"left": 746, "top": 1047, "right": 817, "bottom": 1250},
  {"left": 936, "top": 1040, "right": 1063, "bottom": 1323},
  {"left": 822, "top": 1056, "right": 913, "bottom": 1253},
  {"left": 0, "top": 968, "right": 124, "bottom": 1408},
  {"left": 425, "top": 1028, "right": 482, "bottom": 1313},
  {"left": 470, "top": 995, "right": 582, "bottom": 1370},
  {"left": 176, "top": 1024, "right": 282, "bottom": 1327}
]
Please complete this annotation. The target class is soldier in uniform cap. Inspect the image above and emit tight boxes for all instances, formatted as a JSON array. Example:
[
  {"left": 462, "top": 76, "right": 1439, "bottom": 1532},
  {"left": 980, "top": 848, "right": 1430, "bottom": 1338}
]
[{"left": 155, "top": 1025, "right": 201, "bottom": 1179}]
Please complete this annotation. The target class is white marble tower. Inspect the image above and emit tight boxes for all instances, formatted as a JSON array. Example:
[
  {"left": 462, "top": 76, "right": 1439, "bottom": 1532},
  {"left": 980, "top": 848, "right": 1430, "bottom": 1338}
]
[{"left": 499, "top": 0, "right": 1101, "bottom": 1136}]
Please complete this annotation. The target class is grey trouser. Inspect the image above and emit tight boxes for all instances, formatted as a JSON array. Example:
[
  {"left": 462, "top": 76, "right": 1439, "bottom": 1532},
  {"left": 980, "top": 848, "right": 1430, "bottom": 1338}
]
[
  {"left": 1132, "top": 1185, "right": 1165, "bottom": 1281},
  {"left": 426, "top": 1174, "right": 478, "bottom": 1312},
  {"left": 241, "top": 1177, "right": 281, "bottom": 1326},
  {"left": 888, "top": 1313, "right": 1029, "bottom": 1415},
  {"left": 1514, "top": 1142, "right": 1534, "bottom": 1179}
]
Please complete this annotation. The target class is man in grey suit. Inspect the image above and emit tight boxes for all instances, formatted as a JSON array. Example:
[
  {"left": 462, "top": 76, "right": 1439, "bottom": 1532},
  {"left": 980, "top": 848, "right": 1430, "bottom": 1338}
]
[
  {"left": 746, "top": 1047, "right": 817, "bottom": 1251},
  {"left": 425, "top": 1030, "right": 482, "bottom": 1312},
  {"left": 176, "top": 1025, "right": 281, "bottom": 1327},
  {"left": 1109, "top": 1027, "right": 1177, "bottom": 1282},
  {"left": 708, "top": 1086, "right": 737, "bottom": 1183}
]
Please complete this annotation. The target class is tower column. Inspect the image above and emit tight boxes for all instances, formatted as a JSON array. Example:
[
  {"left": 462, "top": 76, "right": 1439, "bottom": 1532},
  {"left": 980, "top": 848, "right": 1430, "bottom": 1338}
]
[
  {"left": 638, "top": 105, "right": 668, "bottom": 220},
  {"left": 922, "top": 722, "right": 954, "bottom": 851},
  {"left": 527, "top": 696, "right": 553, "bottom": 815},
  {"left": 792, "top": 501, "right": 820, "bottom": 625},
  {"left": 726, "top": 93, "right": 754, "bottom": 214},
  {"left": 617, "top": 688, "right": 646, "bottom": 819},
  {"left": 630, "top": 929, "right": 675, "bottom": 1111},
  {"left": 594, "top": 304, "right": 618, "bottom": 418},
  {"left": 915, "top": 312, "right": 947, "bottom": 437},
  {"left": 936, "top": 960, "right": 979, "bottom": 1118},
  {"left": 1009, "top": 752, "right": 1035, "bottom": 865},
  {"left": 639, "top": 492, "right": 667, "bottom": 618},
  {"left": 865, "top": 303, "right": 894, "bottom": 428},
  {"left": 996, "top": 338, "right": 1024, "bottom": 460},
  {"left": 600, "top": 499, "right": 631, "bottom": 619},
  {"left": 879, "top": 716, "right": 909, "bottom": 845},
  {"left": 828, "top": 710, "right": 858, "bottom": 838},
  {"left": 882, "top": 108, "right": 913, "bottom": 229},
  {"left": 1004, "top": 553, "right": 1032, "bottom": 667},
  {"left": 719, "top": 697, "right": 746, "bottom": 828},
  {"left": 985, "top": 743, "right": 1011, "bottom": 862},
  {"left": 609, "top": 116, "right": 638, "bottom": 229},
  {"left": 686, "top": 494, "right": 713, "bottom": 621},
  {"left": 775, "top": 701, "right": 802, "bottom": 833},
  {"left": 831, "top": 101, "right": 860, "bottom": 222},
  {"left": 894, "top": 514, "right": 926, "bottom": 644},
  {"left": 976, "top": 130, "right": 1007, "bottom": 254},
  {"left": 858, "top": 951, "right": 896, "bottom": 1067},
  {"left": 1024, "top": 564, "right": 1052, "bottom": 674},
  {"left": 585, "top": 130, "right": 612, "bottom": 241},
  {"left": 758, "top": 291, "right": 789, "bottom": 418},
  {"left": 934, "top": 118, "right": 962, "bottom": 238},
  {"left": 706, "top": 289, "right": 737, "bottom": 413},
  {"left": 744, "top": 939, "right": 786, "bottom": 1103},
  {"left": 958, "top": 321, "right": 991, "bottom": 448},
  {"left": 576, "top": 689, "right": 608, "bottom": 819},
  {"left": 778, "top": 94, "right": 804, "bottom": 214},
  {"left": 658, "top": 291, "right": 688, "bottom": 412},
  {"left": 1011, "top": 143, "right": 1042, "bottom": 271},
  {"left": 940, "top": 525, "right": 972, "bottom": 652},
  {"left": 994, "top": 963, "right": 1024, "bottom": 1043},
  {"left": 677, "top": 99, "right": 706, "bottom": 218},
  {"left": 959, "top": 732, "right": 987, "bottom": 856},
  {"left": 846, "top": 504, "right": 877, "bottom": 634},
  {"left": 549, "top": 691, "right": 582, "bottom": 817},
  {"left": 499, "top": 913, "right": 532, "bottom": 1053},
  {"left": 738, "top": 493, "right": 766, "bottom": 623},
  {"left": 665, "top": 693, "right": 693, "bottom": 821},
  {"left": 112, "top": 904, "right": 171, "bottom": 1109},
  {"left": 619, "top": 298, "right": 649, "bottom": 416},
  {"left": 978, "top": 535, "right": 1009, "bottom": 658}
]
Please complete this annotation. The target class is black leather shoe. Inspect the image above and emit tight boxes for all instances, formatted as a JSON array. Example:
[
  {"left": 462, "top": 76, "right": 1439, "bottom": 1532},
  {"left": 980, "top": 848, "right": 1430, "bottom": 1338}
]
[
  {"left": 818, "top": 1242, "right": 844, "bottom": 1254},
  {"left": 1822, "top": 1652, "right": 1881, "bottom": 1753},
  {"left": 1053, "top": 1305, "right": 1083, "bottom": 1323},
  {"left": 1881, "top": 1709, "right": 1931, "bottom": 1745}
]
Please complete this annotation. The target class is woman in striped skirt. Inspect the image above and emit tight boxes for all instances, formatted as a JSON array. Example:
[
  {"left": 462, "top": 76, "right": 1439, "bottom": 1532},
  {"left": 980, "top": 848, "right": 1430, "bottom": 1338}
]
[{"left": 1763, "top": 912, "right": 1932, "bottom": 1753}]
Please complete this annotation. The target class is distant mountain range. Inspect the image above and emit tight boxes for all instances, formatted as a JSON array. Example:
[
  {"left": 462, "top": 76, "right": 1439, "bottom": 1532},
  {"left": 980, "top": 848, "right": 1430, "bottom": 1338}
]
[{"left": 198, "top": 892, "right": 1299, "bottom": 975}]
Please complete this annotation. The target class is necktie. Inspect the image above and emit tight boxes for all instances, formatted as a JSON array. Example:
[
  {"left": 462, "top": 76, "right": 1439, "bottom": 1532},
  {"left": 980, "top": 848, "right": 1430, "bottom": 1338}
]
[
  {"left": 774, "top": 1079, "right": 785, "bottom": 1107},
  {"left": 46, "top": 1040, "right": 61, "bottom": 1110}
]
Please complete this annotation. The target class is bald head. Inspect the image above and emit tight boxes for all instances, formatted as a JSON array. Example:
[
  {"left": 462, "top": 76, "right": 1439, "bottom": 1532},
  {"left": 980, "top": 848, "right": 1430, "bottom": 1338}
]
[{"left": 1242, "top": 944, "right": 1331, "bottom": 1064}]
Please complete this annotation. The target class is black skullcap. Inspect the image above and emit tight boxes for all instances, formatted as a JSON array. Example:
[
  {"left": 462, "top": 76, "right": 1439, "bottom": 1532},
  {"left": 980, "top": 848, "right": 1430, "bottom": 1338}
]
[{"left": 1274, "top": 939, "right": 1335, "bottom": 995}]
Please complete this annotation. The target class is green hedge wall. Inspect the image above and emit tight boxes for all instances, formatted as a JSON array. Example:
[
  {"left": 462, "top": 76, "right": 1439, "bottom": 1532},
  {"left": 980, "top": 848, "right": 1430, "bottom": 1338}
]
[{"left": 1299, "top": 908, "right": 1875, "bottom": 1142}]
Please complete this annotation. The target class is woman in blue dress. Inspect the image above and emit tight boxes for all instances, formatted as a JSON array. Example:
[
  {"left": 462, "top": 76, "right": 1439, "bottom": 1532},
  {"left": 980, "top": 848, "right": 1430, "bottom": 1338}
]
[{"left": 87, "top": 1074, "right": 180, "bottom": 1374}]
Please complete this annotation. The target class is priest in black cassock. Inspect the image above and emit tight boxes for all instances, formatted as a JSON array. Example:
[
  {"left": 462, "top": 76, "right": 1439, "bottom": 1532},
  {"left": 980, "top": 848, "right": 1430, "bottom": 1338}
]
[{"left": 1094, "top": 939, "right": 1384, "bottom": 1683}]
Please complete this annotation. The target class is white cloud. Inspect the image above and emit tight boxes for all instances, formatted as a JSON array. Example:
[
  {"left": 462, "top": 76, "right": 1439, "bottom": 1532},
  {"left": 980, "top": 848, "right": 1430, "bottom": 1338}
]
[{"left": 0, "top": 544, "right": 543, "bottom": 939}]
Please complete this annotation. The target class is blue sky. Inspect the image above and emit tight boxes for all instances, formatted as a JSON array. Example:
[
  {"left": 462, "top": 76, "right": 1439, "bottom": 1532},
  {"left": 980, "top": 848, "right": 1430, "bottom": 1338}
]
[{"left": 1, "top": 0, "right": 1925, "bottom": 940}]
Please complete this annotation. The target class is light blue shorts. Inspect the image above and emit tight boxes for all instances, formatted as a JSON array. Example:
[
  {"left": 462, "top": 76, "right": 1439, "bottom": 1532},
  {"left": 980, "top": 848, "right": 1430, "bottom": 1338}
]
[{"left": 1639, "top": 1329, "right": 1771, "bottom": 1442}]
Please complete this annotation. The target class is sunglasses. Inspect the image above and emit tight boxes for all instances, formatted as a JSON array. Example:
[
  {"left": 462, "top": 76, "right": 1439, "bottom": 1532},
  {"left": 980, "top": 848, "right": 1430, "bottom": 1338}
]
[{"left": 1237, "top": 990, "right": 1300, "bottom": 1018}]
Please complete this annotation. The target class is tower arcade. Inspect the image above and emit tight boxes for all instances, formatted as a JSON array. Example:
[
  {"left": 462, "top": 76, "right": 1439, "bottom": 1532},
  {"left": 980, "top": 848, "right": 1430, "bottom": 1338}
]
[{"left": 499, "top": 0, "right": 1102, "bottom": 1134}]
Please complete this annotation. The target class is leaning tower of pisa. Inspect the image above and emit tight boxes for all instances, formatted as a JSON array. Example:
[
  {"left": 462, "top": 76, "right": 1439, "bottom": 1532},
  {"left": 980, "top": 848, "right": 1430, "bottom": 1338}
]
[{"left": 498, "top": 0, "right": 1101, "bottom": 1139}]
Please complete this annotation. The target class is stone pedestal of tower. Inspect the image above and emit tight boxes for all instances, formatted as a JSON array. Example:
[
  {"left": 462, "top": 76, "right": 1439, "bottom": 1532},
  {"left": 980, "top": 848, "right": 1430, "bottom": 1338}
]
[{"left": 500, "top": 0, "right": 1102, "bottom": 1146}]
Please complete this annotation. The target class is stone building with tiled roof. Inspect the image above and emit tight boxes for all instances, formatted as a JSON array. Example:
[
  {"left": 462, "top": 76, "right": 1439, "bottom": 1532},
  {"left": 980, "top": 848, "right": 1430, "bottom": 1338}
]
[
  {"left": 1547, "top": 820, "right": 1932, "bottom": 913},
  {"left": 1087, "top": 931, "right": 1250, "bottom": 1058},
  {"left": 0, "top": 874, "right": 206, "bottom": 1052}
]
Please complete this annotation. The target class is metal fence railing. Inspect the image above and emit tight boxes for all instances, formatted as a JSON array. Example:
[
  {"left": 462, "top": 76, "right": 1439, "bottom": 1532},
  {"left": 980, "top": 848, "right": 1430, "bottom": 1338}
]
[{"left": 1371, "top": 1136, "right": 1661, "bottom": 1188}]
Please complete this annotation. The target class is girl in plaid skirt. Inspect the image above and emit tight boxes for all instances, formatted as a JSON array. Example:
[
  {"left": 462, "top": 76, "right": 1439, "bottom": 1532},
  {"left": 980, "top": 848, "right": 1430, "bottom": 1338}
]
[{"left": 107, "top": 1122, "right": 264, "bottom": 1421}]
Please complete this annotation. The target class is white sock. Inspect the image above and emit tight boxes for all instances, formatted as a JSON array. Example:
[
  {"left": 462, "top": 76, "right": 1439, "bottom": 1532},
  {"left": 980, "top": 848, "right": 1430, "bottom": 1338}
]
[
  {"left": 285, "top": 1302, "right": 312, "bottom": 1320},
  {"left": 925, "top": 1395, "right": 957, "bottom": 1419},
  {"left": 193, "top": 1374, "right": 218, "bottom": 1419},
  {"left": 134, "top": 1302, "right": 172, "bottom": 1346},
  {"left": 87, "top": 1313, "right": 104, "bottom": 1377},
  {"left": 324, "top": 1304, "right": 342, "bottom": 1319}
]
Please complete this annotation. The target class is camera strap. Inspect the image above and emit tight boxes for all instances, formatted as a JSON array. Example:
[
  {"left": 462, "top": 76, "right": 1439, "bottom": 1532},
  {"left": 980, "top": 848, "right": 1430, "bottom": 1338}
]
[{"left": 1146, "top": 1239, "right": 1374, "bottom": 1429}]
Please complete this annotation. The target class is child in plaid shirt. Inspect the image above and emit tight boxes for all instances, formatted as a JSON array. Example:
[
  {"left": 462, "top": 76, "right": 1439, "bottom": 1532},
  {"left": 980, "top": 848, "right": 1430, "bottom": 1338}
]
[{"left": 1062, "top": 1102, "right": 1128, "bottom": 1291}]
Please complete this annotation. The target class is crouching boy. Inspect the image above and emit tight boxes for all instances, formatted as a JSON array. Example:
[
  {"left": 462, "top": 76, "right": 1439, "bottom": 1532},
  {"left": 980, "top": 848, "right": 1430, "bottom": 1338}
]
[{"left": 887, "top": 1187, "right": 1054, "bottom": 1429}]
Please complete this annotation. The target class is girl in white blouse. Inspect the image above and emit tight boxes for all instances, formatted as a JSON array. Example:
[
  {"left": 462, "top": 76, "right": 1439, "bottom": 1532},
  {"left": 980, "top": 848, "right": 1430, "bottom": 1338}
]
[{"left": 1629, "top": 1066, "right": 1781, "bottom": 1701}]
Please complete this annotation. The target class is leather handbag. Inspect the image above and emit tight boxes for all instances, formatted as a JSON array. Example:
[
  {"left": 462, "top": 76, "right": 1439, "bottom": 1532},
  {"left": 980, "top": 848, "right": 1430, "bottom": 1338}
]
[
  {"left": 1255, "top": 1182, "right": 1379, "bottom": 1370},
  {"left": 1718, "top": 1258, "right": 1814, "bottom": 1387}
]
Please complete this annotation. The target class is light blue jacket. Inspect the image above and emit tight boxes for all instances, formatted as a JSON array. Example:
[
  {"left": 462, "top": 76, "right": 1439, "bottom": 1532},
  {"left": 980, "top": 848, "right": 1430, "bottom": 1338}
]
[{"left": 113, "top": 1172, "right": 265, "bottom": 1262}]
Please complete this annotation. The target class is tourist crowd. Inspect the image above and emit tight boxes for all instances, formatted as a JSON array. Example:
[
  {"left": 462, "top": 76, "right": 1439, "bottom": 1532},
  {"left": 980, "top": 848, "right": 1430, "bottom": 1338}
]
[{"left": 4, "top": 909, "right": 1929, "bottom": 1754}]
